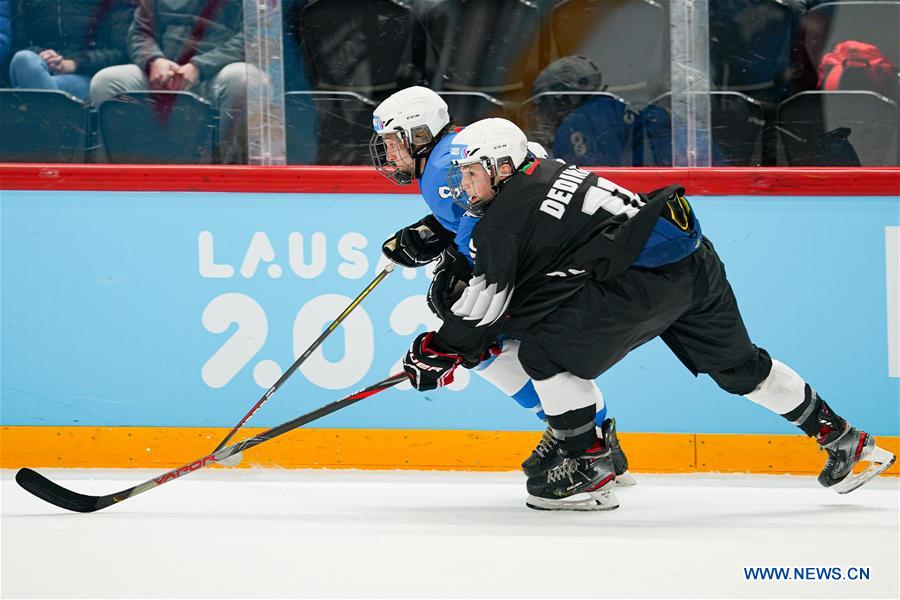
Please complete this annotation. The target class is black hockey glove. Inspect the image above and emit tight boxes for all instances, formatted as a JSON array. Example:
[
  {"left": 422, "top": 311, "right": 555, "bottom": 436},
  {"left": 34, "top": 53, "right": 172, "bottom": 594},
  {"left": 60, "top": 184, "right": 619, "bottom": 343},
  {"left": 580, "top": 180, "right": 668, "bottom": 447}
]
[
  {"left": 382, "top": 214, "right": 455, "bottom": 268},
  {"left": 403, "top": 332, "right": 464, "bottom": 391},
  {"left": 427, "top": 247, "right": 473, "bottom": 321},
  {"left": 477, "top": 341, "right": 503, "bottom": 366}
]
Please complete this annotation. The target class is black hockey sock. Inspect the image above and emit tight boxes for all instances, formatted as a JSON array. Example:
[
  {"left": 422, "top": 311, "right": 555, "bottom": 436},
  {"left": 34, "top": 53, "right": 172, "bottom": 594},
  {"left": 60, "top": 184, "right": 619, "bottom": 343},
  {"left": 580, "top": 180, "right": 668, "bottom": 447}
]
[
  {"left": 781, "top": 384, "right": 821, "bottom": 436},
  {"left": 547, "top": 405, "right": 598, "bottom": 457},
  {"left": 811, "top": 400, "right": 848, "bottom": 445},
  {"left": 781, "top": 385, "right": 846, "bottom": 444}
]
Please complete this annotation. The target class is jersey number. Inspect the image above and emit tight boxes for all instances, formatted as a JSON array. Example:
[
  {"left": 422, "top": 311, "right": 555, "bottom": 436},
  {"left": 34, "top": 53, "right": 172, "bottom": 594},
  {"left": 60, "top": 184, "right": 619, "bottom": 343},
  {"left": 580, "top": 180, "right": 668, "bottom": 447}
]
[{"left": 581, "top": 177, "right": 644, "bottom": 218}]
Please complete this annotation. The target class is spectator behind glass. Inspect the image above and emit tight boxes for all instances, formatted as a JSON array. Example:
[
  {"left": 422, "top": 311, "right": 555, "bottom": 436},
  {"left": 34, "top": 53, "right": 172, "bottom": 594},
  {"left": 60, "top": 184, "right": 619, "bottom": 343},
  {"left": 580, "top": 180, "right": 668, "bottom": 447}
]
[
  {"left": 8, "top": 0, "right": 134, "bottom": 101},
  {"left": 0, "top": 0, "right": 10, "bottom": 86},
  {"left": 0, "top": 0, "right": 10, "bottom": 65},
  {"left": 530, "top": 55, "right": 636, "bottom": 166},
  {"left": 90, "top": 0, "right": 263, "bottom": 164}
]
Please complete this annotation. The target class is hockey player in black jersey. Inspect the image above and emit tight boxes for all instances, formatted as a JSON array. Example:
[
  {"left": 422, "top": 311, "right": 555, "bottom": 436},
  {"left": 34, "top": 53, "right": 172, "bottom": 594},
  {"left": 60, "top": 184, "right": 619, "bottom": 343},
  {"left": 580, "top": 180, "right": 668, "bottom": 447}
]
[
  {"left": 371, "top": 86, "right": 635, "bottom": 485},
  {"left": 401, "top": 118, "right": 896, "bottom": 511}
]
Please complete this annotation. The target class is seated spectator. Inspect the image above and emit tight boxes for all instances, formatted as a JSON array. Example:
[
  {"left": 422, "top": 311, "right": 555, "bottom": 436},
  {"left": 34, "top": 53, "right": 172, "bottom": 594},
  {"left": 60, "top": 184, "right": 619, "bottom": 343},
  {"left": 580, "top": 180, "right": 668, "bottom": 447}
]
[
  {"left": 90, "top": 0, "right": 263, "bottom": 164},
  {"left": 531, "top": 55, "right": 635, "bottom": 166},
  {"left": 8, "top": 0, "right": 133, "bottom": 101},
  {"left": 817, "top": 40, "right": 898, "bottom": 101}
]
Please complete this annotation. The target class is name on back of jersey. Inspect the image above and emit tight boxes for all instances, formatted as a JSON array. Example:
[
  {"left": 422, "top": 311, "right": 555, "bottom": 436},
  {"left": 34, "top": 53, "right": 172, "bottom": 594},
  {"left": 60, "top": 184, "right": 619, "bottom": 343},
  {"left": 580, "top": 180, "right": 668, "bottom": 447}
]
[{"left": 539, "top": 165, "right": 592, "bottom": 220}]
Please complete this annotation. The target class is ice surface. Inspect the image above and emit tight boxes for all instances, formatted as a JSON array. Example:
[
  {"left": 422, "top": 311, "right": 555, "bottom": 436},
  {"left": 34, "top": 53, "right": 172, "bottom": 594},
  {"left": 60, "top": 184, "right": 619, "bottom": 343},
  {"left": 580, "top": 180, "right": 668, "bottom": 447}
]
[{"left": 2, "top": 469, "right": 898, "bottom": 599}]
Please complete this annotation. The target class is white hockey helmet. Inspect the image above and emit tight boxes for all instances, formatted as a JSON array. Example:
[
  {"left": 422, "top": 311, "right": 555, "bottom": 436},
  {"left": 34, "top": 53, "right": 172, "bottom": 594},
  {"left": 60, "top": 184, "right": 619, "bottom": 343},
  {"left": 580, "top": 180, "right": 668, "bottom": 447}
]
[
  {"left": 370, "top": 86, "right": 451, "bottom": 184},
  {"left": 448, "top": 118, "right": 529, "bottom": 214}
]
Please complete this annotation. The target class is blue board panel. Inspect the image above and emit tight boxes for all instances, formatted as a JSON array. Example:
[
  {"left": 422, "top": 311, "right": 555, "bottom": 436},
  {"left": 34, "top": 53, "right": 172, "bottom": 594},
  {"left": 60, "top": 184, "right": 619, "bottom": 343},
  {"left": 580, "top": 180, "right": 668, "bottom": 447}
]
[{"left": 1, "top": 191, "right": 898, "bottom": 434}]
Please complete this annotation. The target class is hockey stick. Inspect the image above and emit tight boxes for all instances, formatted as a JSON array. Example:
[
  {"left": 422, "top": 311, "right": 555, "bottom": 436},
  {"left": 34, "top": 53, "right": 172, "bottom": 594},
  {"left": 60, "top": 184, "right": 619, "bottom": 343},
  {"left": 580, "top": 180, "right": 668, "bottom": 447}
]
[
  {"left": 15, "top": 373, "right": 407, "bottom": 513},
  {"left": 212, "top": 264, "right": 395, "bottom": 453}
]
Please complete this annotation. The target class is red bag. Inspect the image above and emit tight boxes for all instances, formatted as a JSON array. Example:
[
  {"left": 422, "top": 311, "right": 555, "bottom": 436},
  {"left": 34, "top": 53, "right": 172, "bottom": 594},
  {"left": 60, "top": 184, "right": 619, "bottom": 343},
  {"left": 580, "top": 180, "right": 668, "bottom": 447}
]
[{"left": 817, "top": 40, "right": 897, "bottom": 96}]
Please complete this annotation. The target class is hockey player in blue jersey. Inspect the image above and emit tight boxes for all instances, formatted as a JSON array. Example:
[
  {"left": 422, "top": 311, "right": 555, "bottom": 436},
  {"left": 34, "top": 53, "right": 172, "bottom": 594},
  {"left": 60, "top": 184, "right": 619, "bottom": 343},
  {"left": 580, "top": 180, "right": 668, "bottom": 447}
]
[{"left": 369, "top": 86, "right": 635, "bottom": 485}]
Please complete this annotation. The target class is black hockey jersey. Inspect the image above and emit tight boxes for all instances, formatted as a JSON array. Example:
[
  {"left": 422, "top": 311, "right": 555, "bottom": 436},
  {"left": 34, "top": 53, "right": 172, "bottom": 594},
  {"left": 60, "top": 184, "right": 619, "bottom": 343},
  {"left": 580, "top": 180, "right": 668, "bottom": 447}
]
[{"left": 435, "top": 158, "right": 688, "bottom": 360}]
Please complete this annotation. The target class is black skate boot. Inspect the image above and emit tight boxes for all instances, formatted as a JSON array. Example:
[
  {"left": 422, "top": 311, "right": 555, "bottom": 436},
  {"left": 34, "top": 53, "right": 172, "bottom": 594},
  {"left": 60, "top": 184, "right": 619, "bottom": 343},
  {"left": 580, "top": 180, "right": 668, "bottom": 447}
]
[
  {"left": 521, "top": 427, "right": 561, "bottom": 477},
  {"left": 523, "top": 421, "right": 636, "bottom": 487},
  {"left": 817, "top": 422, "right": 895, "bottom": 494},
  {"left": 525, "top": 439, "right": 619, "bottom": 511},
  {"left": 601, "top": 418, "right": 637, "bottom": 487}
]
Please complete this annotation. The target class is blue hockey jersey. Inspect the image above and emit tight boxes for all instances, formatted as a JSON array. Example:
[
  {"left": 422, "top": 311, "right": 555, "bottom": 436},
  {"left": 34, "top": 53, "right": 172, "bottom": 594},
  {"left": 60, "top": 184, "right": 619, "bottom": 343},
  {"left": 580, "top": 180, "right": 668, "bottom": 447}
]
[{"left": 417, "top": 130, "right": 477, "bottom": 260}]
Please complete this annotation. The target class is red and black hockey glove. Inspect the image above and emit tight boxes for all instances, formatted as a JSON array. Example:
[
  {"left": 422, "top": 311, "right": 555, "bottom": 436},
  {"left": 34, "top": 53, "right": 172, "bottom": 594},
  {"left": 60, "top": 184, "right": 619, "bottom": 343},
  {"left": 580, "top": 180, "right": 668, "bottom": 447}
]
[{"left": 403, "top": 332, "right": 464, "bottom": 391}]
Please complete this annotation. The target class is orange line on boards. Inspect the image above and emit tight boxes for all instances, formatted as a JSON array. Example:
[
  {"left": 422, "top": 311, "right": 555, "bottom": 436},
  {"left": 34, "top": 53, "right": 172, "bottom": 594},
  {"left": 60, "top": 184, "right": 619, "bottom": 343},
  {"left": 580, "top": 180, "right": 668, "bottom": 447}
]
[{"left": 1, "top": 427, "right": 897, "bottom": 476}]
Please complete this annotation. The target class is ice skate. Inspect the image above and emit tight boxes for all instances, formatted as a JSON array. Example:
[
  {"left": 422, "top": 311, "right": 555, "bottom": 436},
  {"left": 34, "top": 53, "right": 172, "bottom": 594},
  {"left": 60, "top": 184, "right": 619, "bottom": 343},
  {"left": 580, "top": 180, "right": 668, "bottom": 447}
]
[
  {"left": 601, "top": 418, "right": 637, "bottom": 486},
  {"left": 818, "top": 425, "right": 896, "bottom": 494},
  {"left": 521, "top": 427, "right": 561, "bottom": 477},
  {"left": 522, "top": 421, "right": 636, "bottom": 487},
  {"left": 525, "top": 440, "right": 619, "bottom": 511}
]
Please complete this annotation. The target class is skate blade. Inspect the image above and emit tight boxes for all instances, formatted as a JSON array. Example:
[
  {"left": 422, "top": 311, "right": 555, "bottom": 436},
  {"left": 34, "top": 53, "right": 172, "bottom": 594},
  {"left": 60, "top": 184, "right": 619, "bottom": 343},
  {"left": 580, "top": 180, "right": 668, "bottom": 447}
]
[
  {"left": 526, "top": 490, "right": 620, "bottom": 511},
  {"left": 614, "top": 471, "right": 638, "bottom": 487},
  {"left": 834, "top": 445, "right": 896, "bottom": 495}
]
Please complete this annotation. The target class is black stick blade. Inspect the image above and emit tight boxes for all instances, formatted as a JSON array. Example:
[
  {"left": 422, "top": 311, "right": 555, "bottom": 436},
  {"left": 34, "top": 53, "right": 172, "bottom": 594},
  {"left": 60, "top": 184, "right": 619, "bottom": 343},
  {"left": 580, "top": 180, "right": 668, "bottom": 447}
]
[{"left": 15, "top": 468, "right": 106, "bottom": 513}]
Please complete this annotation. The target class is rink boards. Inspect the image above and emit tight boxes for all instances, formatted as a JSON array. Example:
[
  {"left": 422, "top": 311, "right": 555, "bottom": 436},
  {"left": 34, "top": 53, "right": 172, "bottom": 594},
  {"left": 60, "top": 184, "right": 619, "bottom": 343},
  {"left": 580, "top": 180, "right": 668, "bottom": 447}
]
[{"left": 1, "top": 169, "right": 898, "bottom": 472}]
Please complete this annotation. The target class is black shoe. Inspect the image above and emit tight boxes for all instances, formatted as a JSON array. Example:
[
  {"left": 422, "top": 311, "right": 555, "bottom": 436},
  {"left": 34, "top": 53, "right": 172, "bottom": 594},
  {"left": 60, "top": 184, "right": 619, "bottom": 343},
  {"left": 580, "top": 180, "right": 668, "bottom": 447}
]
[
  {"left": 818, "top": 425, "right": 896, "bottom": 494},
  {"left": 525, "top": 440, "right": 619, "bottom": 511}
]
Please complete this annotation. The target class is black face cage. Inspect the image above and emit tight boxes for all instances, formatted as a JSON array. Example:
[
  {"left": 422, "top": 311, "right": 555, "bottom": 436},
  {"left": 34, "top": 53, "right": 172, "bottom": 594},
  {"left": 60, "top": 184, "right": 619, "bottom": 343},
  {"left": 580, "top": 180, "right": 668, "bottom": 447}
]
[
  {"left": 370, "top": 125, "right": 440, "bottom": 186},
  {"left": 369, "top": 131, "right": 415, "bottom": 185}
]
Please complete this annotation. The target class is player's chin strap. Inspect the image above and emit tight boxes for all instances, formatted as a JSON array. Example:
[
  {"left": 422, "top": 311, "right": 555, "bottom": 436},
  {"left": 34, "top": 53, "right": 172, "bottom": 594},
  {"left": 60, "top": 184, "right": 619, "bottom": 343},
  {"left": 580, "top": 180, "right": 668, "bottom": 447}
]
[
  {"left": 413, "top": 156, "right": 428, "bottom": 180},
  {"left": 410, "top": 122, "right": 455, "bottom": 179}
]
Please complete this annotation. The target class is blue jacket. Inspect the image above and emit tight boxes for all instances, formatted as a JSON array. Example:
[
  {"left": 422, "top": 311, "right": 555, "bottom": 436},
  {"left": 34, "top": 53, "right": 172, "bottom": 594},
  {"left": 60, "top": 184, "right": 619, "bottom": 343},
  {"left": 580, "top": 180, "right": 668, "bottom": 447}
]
[
  {"left": 552, "top": 96, "right": 633, "bottom": 166},
  {"left": 11, "top": 0, "right": 134, "bottom": 76},
  {"left": 0, "top": 0, "right": 11, "bottom": 64}
]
